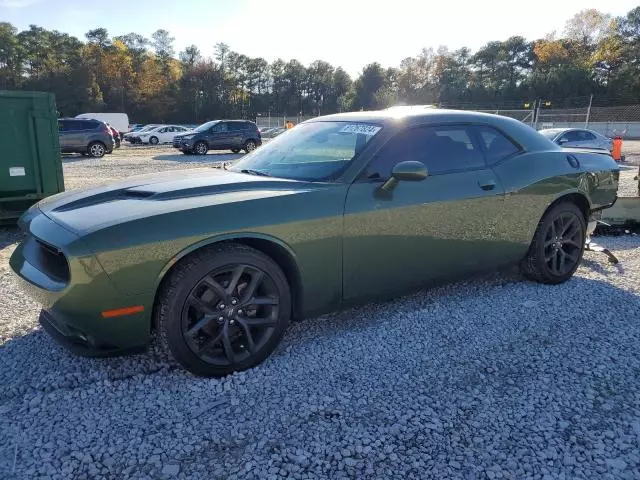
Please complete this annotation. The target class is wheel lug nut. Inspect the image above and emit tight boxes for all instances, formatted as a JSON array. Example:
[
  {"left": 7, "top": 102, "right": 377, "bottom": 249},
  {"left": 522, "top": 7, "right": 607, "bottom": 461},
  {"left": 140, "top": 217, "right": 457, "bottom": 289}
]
[
  {"left": 230, "top": 320, "right": 235, "bottom": 325},
  {"left": 231, "top": 299, "right": 237, "bottom": 305},
  {"left": 219, "top": 304, "right": 225, "bottom": 309},
  {"left": 218, "top": 316, "right": 224, "bottom": 322}
]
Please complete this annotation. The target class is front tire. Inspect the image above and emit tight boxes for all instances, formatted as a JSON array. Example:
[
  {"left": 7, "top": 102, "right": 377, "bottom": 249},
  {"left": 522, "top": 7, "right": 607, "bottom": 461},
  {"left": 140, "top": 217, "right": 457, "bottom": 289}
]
[
  {"left": 87, "top": 141, "right": 106, "bottom": 158},
  {"left": 521, "top": 202, "right": 586, "bottom": 284},
  {"left": 149, "top": 136, "right": 159, "bottom": 145},
  {"left": 155, "top": 244, "right": 291, "bottom": 376},
  {"left": 231, "top": 148, "right": 241, "bottom": 154},
  {"left": 194, "top": 141, "right": 208, "bottom": 155}
]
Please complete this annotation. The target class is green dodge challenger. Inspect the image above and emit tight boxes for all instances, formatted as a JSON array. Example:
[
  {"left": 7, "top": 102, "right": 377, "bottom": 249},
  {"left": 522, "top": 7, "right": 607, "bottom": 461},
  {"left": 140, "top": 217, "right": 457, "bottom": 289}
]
[{"left": 10, "top": 109, "right": 619, "bottom": 376}]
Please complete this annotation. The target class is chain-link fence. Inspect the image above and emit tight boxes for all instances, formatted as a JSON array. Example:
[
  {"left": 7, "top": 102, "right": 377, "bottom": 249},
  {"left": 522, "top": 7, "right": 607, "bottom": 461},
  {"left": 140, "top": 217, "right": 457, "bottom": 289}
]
[
  {"left": 534, "top": 105, "right": 640, "bottom": 138},
  {"left": 254, "top": 115, "right": 316, "bottom": 129},
  {"left": 257, "top": 100, "right": 640, "bottom": 138}
]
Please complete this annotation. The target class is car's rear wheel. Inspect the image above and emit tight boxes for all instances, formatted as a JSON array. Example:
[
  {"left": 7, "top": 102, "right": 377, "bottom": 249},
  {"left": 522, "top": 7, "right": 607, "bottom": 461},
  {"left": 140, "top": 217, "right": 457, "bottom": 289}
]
[
  {"left": 155, "top": 244, "right": 291, "bottom": 376},
  {"left": 87, "top": 142, "right": 106, "bottom": 158},
  {"left": 149, "top": 136, "right": 159, "bottom": 145},
  {"left": 244, "top": 140, "right": 256, "bottom": 153},
  {"left": 231, "top": 148, "right": 241, "bottom": 154},
  {"left": 521, "top": 202, "right": 586, "bottom": 284},
  {"left": 194, "top": 141, "right": 208, "bottom": 155}
]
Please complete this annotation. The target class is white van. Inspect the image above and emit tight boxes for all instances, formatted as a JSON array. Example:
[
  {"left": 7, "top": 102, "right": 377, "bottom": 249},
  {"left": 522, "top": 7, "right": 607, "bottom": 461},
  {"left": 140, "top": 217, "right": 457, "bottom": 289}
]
[{"left": 75, "top": 113, "right": 129, "bottom": 134}]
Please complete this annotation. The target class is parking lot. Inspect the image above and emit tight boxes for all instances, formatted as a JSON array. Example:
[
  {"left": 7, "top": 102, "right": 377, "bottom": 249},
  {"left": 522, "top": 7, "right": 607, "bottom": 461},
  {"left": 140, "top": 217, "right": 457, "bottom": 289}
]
[{"left": 1, "top": 144, "right": 640, "bottom": 479}]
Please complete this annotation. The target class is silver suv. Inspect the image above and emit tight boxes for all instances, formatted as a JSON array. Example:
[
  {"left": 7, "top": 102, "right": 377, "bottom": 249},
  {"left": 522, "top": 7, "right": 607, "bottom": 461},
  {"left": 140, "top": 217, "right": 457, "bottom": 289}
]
[{"left": 58, "top": 118, "right": 115, "bottom": 158}]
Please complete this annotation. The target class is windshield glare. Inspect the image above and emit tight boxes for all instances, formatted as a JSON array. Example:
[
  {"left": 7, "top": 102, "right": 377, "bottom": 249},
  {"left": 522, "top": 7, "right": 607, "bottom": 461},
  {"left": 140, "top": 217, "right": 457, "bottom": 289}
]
[
  {"left": 229, "top": 121, "right": 381, "bottom": 181},
  {"left": 194, "top": 120, "right": 218, "bottom": 133}
]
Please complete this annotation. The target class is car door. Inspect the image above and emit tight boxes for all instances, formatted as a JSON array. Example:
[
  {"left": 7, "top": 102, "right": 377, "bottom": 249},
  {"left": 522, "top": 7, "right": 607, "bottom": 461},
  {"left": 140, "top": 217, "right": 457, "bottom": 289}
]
[
  {"left": 58, "top": 120, "right": 72, "bottom": 151},
  {"left": 227, "top": 122, "right": 245, "bottom": 148},
  {"left": 209, "top": 122, "right": 231, "bottom": 149},
  {"left": 342, "top": 124, "right": 506, "bottom": 300},
  {"left": 157, "top": 127, "right": 172, "bottom": 143},
  {"left": 68, "top": 120, "right": 88, "bottom": 150}
]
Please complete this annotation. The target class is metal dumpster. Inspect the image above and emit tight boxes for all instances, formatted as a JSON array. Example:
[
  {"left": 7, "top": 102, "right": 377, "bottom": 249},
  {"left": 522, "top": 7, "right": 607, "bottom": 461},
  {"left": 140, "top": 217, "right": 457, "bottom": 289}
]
[{"left": 0, "top": 90, "right": 64, "bottom": 223}]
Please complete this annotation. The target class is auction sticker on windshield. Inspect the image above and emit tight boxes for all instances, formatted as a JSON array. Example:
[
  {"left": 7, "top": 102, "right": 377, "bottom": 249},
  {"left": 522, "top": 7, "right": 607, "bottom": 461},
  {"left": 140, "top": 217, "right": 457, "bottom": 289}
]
[{"left": 339, "top": 124, "right": 381, "bottom": 135}]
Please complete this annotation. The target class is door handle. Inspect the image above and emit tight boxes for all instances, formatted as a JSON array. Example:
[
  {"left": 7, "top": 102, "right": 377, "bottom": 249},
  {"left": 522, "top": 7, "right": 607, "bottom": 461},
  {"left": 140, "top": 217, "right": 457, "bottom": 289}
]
[{"left": 478, "top": 180, "right": 496, "bottom": 191}]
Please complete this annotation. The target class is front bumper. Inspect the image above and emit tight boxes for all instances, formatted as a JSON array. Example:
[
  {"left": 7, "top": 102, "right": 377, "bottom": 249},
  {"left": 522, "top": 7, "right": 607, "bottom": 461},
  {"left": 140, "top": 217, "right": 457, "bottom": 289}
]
[
  {"left": 10, "top": 209, "right": 154, "bottom": 355},
  {"left": 39, "top": 309, "right": 145, "bottom": 357}
]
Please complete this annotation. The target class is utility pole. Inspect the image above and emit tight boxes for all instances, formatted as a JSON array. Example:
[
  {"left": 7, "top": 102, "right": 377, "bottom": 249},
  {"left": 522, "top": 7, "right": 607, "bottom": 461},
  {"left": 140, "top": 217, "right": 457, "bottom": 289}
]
[{"left": 585, "top": 94, "right": 593, "bottom": 128}]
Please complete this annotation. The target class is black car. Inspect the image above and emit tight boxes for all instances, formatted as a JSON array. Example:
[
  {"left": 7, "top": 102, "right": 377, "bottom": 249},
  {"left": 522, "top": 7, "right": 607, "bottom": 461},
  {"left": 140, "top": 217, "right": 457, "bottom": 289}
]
[
  {"left": 58, "top": 118, "right": 115, "bottom": 158},
  {"left": 173, "top": 120, "right": 262, "bottom": 155}
]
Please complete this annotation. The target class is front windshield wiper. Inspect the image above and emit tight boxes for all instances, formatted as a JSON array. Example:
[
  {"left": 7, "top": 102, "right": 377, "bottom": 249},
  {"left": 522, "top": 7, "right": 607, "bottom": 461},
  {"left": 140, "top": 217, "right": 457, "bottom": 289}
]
[{"left": 240, "top": 169, "right": 271, "bottom": 177}]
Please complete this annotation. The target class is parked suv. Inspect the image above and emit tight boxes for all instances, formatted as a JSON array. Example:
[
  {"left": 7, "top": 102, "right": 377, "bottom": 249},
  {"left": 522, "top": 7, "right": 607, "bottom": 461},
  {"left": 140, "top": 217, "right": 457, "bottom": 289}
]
[
  {"left": 58, "top": 118, "right": 115, "bottom": 158},
  {"left": 173, "top": 120, "right": 261, "bottom": 155}
]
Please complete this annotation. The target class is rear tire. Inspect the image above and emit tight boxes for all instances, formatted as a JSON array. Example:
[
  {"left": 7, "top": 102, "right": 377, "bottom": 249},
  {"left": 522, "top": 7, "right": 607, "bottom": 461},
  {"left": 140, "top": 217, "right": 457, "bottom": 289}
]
[
  {"left": 521, "top": 202, "right": 586, "bottom": 284},
  {"left": 155, "top": 244, "right": 291, "bottom": 377},
  {"left": 231, "top": 148, "right": 241, "bottom": 154},
  {"left": 244, "top": 140, "right": 256, "bottom": 153},
  {"left": 87, "top": 141, "right": 106, "bottom": 158}
]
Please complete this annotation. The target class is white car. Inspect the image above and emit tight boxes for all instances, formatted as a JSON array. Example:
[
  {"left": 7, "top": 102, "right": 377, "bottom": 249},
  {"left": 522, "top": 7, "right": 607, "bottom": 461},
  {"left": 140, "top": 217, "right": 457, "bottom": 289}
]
[
  {"left": 123, "top": 124, "right": 161, "bottom": 143},
  {"left": 539, "top": 128, "right": 613, "bottom": 152},
  {"left": 137, "top": 125, "right": 192, "bottom": 145}
]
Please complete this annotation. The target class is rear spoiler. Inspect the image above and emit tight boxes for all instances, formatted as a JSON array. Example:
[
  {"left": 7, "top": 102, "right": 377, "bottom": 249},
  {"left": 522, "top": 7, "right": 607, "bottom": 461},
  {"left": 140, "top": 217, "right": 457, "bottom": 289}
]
[{"left": 561, "top": 146, "right": 612, "bottom": 156}]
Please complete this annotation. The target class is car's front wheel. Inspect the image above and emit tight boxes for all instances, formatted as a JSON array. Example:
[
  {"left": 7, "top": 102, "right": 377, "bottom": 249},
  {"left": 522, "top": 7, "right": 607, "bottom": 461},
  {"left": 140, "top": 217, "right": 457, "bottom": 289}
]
[
  {"left": 149, "top": 136, "right": 159, "bottom": 145},
  {"left": 194, "top": 141, "right": 208, "bottom": 155},
  {"left": 231, "top": 148, "right": 241, "bottom": 154},
  {"left": 521, "top": 202, "right": 586, "bottom": 284},
  {"left": 87, "top": 141, "right": 106, "bottom": 158},
  {"left": 155, "top": 244, "right": 291, "bottom": 376}
]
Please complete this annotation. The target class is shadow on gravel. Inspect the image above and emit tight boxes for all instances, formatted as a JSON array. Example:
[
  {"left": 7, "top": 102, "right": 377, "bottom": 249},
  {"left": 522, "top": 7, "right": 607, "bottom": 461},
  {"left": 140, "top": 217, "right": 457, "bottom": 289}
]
[
  {"left": 61, "top": 154, "right": 94, "bottom": 163},
  {"left": 152, "top": 152, "right": 242, "bottom": 163},
  {"left": 2, "top": 271, "right": 639, "bottom": 404},
  {"left": 582, "top": 259, "right": 625, "bottom": 276},
  {"left": 0, "top": 227, "right": 21, "bottom": 250}
]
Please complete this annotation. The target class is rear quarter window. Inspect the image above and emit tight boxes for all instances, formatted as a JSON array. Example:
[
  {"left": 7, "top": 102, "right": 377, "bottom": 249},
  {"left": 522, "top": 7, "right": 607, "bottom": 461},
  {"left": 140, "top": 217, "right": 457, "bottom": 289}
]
[{"left": 474, "top": 126, "right": 521, "bottom": 165}]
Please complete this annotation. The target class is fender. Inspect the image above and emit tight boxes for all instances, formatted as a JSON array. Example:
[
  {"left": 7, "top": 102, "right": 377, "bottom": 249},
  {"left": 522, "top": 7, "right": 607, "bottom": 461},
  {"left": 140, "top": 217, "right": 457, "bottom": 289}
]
[{"left": 155, "top": 231, "right": 299, "bottom": 286}]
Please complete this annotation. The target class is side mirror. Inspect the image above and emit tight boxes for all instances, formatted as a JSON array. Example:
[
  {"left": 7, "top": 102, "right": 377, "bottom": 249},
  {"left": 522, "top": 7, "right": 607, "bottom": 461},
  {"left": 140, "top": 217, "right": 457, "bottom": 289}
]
[{"left": 380, "top": 161, "right": 428, "bottom": 192}]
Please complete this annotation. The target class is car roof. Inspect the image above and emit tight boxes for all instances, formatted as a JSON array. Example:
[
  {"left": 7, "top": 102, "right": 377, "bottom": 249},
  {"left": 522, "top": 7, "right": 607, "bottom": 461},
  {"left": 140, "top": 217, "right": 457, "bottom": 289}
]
[
  {"left": 311, "top": 108, "right": 558, "bottom": 152},
  {"left": 59, "top": 117, "right": 100, "bottom": 122}
]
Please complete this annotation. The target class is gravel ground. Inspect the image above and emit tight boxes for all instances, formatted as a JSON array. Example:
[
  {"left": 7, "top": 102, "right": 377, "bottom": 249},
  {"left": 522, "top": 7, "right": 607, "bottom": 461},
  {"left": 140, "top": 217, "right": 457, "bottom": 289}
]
[{"left": 1, "top": 145, "right": 640, "bottom": 479}]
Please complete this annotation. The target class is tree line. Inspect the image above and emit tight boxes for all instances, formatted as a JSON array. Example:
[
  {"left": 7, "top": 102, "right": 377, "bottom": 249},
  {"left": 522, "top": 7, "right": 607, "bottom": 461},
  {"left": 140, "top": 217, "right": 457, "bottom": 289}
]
[{"left": 0, "top": 7, "right": 638, "bottom": 123}]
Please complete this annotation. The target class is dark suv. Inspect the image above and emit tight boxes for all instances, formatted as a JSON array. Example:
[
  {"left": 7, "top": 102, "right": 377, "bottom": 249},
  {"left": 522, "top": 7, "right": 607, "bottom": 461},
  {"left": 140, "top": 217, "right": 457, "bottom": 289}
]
[
  {"left": 173, "top": 120, "right": 261, "bottom": 155},
  {"left": 58, "top": 118, "right": 115, "bottom": 158}
]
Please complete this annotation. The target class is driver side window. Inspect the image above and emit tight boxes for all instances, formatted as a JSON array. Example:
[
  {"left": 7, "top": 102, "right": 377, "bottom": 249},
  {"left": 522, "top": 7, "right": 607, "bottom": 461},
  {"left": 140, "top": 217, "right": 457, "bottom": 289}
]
[
  {"left": 364, "top": 125, "right": 486, "bottom": 180},
  {"left": 212, "top": 123, "right": 228, "bottom": 133}
]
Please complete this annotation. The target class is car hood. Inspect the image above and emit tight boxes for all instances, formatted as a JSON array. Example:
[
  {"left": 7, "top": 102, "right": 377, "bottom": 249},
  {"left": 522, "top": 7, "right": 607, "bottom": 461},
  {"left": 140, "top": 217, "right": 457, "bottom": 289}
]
[
  {"left": 174, "top": 131, "right": 196, "bottom": 139},
  {"left": 35, "top": 168, "right": 315, "bottom": 235}
]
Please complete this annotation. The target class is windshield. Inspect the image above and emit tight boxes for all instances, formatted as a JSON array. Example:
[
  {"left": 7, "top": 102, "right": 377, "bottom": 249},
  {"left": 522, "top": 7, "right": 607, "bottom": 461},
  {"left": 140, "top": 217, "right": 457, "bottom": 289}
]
[
  {"left": 194, "top": 120, "right": 219, "bottom": 133},
  {"left": 229, "top": 121, "right": 382, "bottom": 181}
]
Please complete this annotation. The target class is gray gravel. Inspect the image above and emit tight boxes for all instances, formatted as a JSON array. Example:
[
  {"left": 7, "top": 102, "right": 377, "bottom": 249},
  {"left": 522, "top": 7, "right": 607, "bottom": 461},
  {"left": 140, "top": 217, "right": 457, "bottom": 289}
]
[
  {"left": 1, "top": 147, "right": 640, "bottom": 479},
  {"left": 618, "top": 167, "right": 639, "bottom": 198}
]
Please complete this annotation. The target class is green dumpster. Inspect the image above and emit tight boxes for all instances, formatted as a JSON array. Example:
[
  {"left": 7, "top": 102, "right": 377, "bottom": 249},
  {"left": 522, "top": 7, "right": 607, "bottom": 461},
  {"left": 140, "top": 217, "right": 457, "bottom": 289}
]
[{"left": 0, "top": 90, "right": 64, "bottom": 223}]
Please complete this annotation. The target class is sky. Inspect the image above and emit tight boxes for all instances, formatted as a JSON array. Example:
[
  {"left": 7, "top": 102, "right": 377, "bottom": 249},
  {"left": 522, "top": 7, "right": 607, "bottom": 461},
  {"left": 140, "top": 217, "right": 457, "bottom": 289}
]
[{"left": 1, "top": 0, "right": 638, "bottom": 77}]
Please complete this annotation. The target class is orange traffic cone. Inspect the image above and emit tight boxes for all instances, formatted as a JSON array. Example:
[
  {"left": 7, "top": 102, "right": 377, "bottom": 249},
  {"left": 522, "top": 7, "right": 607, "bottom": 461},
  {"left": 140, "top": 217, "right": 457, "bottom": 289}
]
[{"left": 612, "top": 136, "right": 623, "bottom": 162}]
